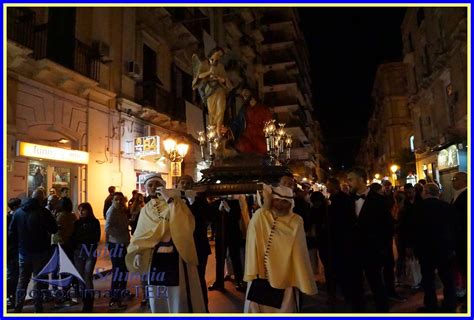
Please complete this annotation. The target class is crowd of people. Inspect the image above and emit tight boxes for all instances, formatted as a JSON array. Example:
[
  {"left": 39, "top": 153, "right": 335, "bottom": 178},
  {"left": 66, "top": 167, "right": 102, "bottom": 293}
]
[{"left": 6, "top": 168, "right": 468, "bottom": 313}]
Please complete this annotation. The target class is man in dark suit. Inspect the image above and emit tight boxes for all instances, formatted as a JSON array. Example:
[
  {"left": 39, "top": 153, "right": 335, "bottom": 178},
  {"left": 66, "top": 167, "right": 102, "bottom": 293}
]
[
  {"left": 414, "top": 183, "right": 457, "bottom": 312},
  {"left": 326, "top": 178, "right": 356, "bottom": 305},
  {"left": 451, "top": 172, "right": 467, "bottom": 279},
  {"left": 208, "top": 197, "right": 245, "bottom": 292},
  {"left": 347, "top": 168, "right": 392, "bottom": 312},
  {"left": 177, "top": 175, "right": 211, "bottom": 312}
]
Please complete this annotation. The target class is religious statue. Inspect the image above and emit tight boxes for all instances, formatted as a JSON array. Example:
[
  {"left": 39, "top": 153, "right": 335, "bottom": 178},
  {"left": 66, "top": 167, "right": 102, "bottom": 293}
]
[
  {"left": 230, "top": 88, "right": 273, "bottom": 155},
  {"left": 192, "top": 47, "right": 232, "bottom": 133}
]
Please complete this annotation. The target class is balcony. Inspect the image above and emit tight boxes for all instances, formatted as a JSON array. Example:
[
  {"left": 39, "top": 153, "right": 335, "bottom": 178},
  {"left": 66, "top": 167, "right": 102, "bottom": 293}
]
[
  {"left": 135, "top": 81, "right": 186, "bottom": 122},
  {"left": 262, "top": 29, "right": 296, "bottom": 45},
  {"left": 7, "top": 13, "right": 101, "bottom": 82},
  {"left": 260, "top": 9, "right": 294, "bottom": 25},
  {"left": 33, "top": 25, "right": 100, "bottom": 82},
  {"left": 264, "top": 69, "right": 298, "bottom": 86},
  {"left": 7, "top": 7, "right": 36, "bottom": 49}
]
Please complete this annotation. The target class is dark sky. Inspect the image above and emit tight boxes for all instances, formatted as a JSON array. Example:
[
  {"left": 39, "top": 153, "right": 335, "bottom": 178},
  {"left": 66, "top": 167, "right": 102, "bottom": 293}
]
[{"left": 298, "top": 8, "right": 407, "bottom": 170}]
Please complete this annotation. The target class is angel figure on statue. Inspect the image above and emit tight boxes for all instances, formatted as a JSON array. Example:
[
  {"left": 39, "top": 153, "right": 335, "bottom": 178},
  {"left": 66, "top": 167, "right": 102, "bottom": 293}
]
[{"left": 192, "top": 47, "right": 232, "bottom": 133}]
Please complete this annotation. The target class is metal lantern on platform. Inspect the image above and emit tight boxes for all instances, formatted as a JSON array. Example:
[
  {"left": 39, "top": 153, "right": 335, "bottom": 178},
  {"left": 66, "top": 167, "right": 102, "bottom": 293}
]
[
  {"left": 198, "top": 125, "right": 220, "bottom": 165},
  {"left": 263, "top": 120, "right": 292, "bottom": 165}
]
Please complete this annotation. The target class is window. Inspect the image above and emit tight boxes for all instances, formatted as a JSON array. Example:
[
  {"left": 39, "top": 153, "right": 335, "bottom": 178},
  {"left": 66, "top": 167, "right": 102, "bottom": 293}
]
[
  {"left": 410, "top": 135, "right": 415, "bottom": 152},
  {"left": 143, "top": 44, "right": 158, "bottom": 83},
  {"left": 416, "top": 8, "right": 425, "bottom": 27}
]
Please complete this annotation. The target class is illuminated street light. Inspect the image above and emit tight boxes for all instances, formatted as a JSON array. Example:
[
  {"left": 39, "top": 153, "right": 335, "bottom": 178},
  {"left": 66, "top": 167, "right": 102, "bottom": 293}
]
[{"left": 162, "top": 138, "right": 189, "bottom": 177}]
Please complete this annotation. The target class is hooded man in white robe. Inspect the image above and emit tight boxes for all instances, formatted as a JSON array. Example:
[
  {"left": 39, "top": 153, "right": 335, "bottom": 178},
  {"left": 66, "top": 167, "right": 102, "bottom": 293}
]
[
  {"left": 125, "top": 173, "right": 206, "bottom": 313},
  {"left": 244, "top": 185, "right": 317, "bottom": 313}
]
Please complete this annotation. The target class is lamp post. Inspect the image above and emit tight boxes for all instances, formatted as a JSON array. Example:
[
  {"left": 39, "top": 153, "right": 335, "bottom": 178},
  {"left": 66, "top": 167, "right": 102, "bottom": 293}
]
[{"left": 163, "top": 138, "right": 189, "bottom": 179}]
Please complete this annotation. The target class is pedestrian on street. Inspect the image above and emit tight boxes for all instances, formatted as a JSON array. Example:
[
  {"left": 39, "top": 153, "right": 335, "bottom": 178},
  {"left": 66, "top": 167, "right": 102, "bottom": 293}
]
[
  {"left": 7, "top": 198, "right": 22, "bottom": 309},
  {"left": 72, "top": 202, "right": 101, "bottom": 312},
  {"left": 326, "top": 178, "right": 356, "bottom": 306},
  {"left": 105, "top": 192, "right": 130, "bottom": 311},
  {"left": 244, "top": 184, "right": 317, "bottom": 313},
  {"left": 103, "top": 186, "right": 116, "bottom": 220},
  {"left": 60, "top": 187, "right": 70, "bottom": 199},
  {"left": 347, "top": 168, "right": 392, "bottom": 312},
  {"left": 9, "top": 189, "right": 58, "bottom": 313},
  {"left": 450, "top": 171, "right": 467, "bottom": 303},
  {"left": 177, "top": 175, "right": 211, "bottom": 311},
  {"left": 128, "top": 193, "right": 144, "bottom": 235},
  {"left": 413, "top": 183, "right": 457, "bottom": 312},
  {"left": 128, "top": 190, "right": 138, "bottom": 208},
  {"left": 208, "top": 196, "right": 245, "bottom": 292},
  {"left": 46, "top": 194, "right": 60, "bottom": 217},
  {"left": 310, "top": 191, "right": 335, "bottom": 302}
]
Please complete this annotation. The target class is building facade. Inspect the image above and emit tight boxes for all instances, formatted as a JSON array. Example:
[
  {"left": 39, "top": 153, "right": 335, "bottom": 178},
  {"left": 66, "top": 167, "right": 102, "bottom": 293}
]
[
  {"left": 357, "top": 62, "right": 415, "bottom": 184},
  {"left": 257, "top": 8, "right": 327, "bottom": 182},
  {"left": 401, "top": 7, "right": 468, "bottom": 200},
  {"left": 7, "top": 7, "right": 325, "bottom": 216}
]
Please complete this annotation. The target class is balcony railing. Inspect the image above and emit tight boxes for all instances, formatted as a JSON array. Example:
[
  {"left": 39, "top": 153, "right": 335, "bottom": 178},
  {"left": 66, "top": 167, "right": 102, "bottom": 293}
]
[
  {"left": 264, "top": 70, "right": 297, "bottom": 86},
  {"left": 7, "top": 7, "right": 36, "bottom": 49},
  {"left": 135, "top": 81, "right": 186, "bottom": 122},
  {"left": 8, "top": 16, "right": 101, "bottom": 82},
  {"left": 34, "top": 24, "right": 100, "bottom": 81}
]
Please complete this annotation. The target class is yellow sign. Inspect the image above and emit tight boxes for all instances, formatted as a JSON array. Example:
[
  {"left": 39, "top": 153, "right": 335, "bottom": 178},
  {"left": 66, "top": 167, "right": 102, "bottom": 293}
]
[
  {"left": 17, "top": 141, "right": 89, "bottom": 165},
  {"left": 134, "top": 136, "right": 160, "bottom": 156},
  {"left": 170, "top": 162, "right": 182, "bottom": 177}
]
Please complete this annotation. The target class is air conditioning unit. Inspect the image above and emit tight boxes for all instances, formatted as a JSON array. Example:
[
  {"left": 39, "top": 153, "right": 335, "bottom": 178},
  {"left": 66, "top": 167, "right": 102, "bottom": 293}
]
[
  {"left": 92, "top": 40, "right": 112, "bottom": 63},
  {"left": 125, "top": 61, "right": 141, "bottom": 79}
]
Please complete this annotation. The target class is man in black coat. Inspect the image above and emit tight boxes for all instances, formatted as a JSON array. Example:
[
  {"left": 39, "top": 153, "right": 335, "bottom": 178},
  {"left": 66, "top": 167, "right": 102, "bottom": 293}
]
[
  {"left": 451, "top": 172, "right": 467, "bottom": 280},
  {"left": 413, "top": 183, "right": 457, "bottom": 312},
  {"left": 7, "top": 198, "right": 22, "bottom": 309},
  {"left": 208, "top": 197, "right": 245, "bottom": 292},
  {"left": 326, "top": 178, "right": 357, "bottom": 304},
  {"left": 9, "top": 189, "right": 58, "bottom": 313},
  {"left": 347, "top": 168, "right": 392, "bottom": 312},
  {"left": 177, "top": 175, "right": 211, "bottom": 312}
]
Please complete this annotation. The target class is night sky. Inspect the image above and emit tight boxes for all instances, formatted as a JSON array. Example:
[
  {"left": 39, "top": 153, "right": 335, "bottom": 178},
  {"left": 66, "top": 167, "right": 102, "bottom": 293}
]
[{"left": 298, "top": 8, "right": 407, "bottom": 170}]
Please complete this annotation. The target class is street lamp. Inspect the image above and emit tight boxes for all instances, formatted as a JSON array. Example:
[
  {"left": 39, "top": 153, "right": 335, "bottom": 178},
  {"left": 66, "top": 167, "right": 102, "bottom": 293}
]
[
  {"left": 163, "top": 138, "right": 189, "bottom": 177},
  {"left": 374, "top": 173, "right": 381, "bottom": 180}
]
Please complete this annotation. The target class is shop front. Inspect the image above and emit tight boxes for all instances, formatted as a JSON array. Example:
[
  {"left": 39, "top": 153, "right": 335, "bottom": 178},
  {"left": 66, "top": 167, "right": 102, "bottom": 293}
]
[
  {"left": 437, "top": 143, "right": 468, "bottom": 201},
  {"left": 15, "top": 141, "right": 89, "bottom": 207},
  {"left": 415, "top": 143, "right": 467, "bottom": 201},
  {"left": 133, "top": 135, "right": 171, "bottom": 193}
]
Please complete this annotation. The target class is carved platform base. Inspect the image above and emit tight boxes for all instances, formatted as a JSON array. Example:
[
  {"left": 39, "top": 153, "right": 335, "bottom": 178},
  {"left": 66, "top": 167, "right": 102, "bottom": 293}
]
[{"left": 195, "top": 161, "right": 292, "bottom": 195}]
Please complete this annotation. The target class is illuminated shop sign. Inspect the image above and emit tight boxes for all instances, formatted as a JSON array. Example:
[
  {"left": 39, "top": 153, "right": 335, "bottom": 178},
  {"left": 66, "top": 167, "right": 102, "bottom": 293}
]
[
  {"left": 438, "top": 145, "right": 459, "bottom": 170},
  {"left": 17, "top": 141, "right": 89, "bottom": 165},
  {"left": 134, "top": 136, "right": 160, "bottom": 157}
]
